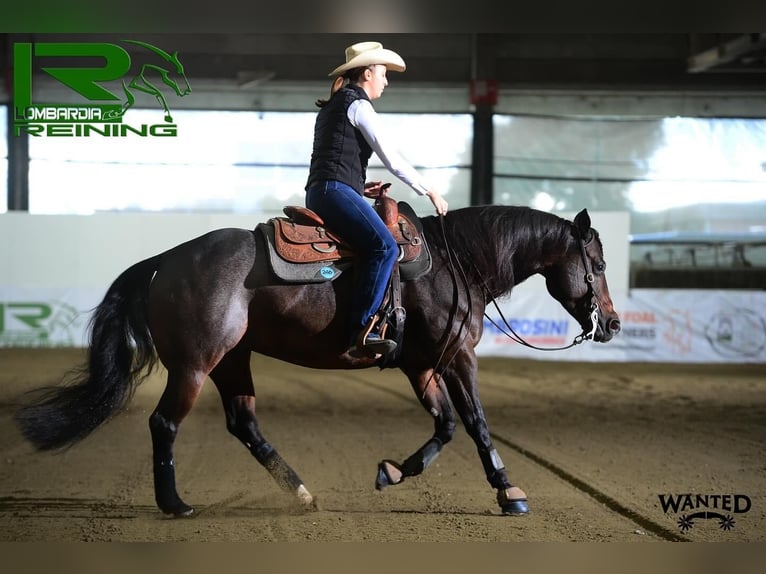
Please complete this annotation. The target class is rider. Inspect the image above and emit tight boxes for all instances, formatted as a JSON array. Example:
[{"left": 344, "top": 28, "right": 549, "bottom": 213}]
[{"left": 305, "top": 41, "right": 449, "bottom": 357}]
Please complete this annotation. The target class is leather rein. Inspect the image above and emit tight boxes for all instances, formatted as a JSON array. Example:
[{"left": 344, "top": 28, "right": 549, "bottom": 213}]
[
  {"left": 421, "top": 215, "right": 600, "bottom": 399},
  {"left": 483, "top": 229, "right": 600, "bottom": 352}
]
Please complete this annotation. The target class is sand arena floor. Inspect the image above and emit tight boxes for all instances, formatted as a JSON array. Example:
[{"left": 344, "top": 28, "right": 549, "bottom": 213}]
[{"left": 0, "top": 349, "right": 763, "bottom": 542}]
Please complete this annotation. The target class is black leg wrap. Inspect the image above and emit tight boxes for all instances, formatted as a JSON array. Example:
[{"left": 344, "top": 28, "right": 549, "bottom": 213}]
[
  {"left": 153, "top": 458, "right": 193, "bottom": 517},
  {"left": 401, "top": 437, "right": 444, "bottom": 477},
  {"left": 250, "top": 440, "right": 275, "bottom": 465},
  {"left": 149, "top": 412, "right": 193, "bottom": 517},
  {"left": 252, "top": 442, "right": 304, "bottom": 492},
  {"left": 479, "top": 447, "right": 511, "bottom": 490}
]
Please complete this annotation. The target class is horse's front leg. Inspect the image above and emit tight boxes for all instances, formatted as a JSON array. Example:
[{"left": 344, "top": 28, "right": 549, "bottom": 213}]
[
  {"left": 375, "top": 368, "right": 456, "bottom": 488},
  {"left": 441, "top": 349, "right": 529, "bottom": 515},
  {"left": 129, "top": 74, "right": 173, "bottom": 123},
  {"left": 155, "top": 93, "right": 172, "bottom": 123}
]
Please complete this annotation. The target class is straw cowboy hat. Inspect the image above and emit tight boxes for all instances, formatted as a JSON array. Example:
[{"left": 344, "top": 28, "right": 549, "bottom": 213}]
[{"left": 329, "top": 41, "right": 406, "bottom": 76}]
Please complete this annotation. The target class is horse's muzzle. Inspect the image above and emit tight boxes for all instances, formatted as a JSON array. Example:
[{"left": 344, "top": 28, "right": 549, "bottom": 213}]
[{"left": 597, "top": 317, "right": 621, "bottom": 342}]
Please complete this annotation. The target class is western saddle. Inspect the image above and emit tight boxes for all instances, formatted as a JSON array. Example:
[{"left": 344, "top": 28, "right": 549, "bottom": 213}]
[
  {"left": 261, "top": 186, "right": 431, "bottom": 361},
  {"left": 273, "top": 186, "right": 424, "bottom": 266}
]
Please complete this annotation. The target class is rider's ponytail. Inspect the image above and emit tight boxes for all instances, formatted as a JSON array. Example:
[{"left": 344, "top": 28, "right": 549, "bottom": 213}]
[
  {"left": 314, "top": 66, "right": 371, "bottom": 108},
  {"left": 315, "top": 76, "right": 346, "bottom": 108}
]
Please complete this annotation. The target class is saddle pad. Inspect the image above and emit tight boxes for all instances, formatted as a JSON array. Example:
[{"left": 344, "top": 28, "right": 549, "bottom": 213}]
[{"left": 259, "top": 222, "right": 352, "bottom": 283}]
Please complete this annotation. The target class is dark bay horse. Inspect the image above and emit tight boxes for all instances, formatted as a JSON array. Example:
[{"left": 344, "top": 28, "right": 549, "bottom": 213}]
[{"left": 14, "top": 204, "right": 621, "bottom": 517}]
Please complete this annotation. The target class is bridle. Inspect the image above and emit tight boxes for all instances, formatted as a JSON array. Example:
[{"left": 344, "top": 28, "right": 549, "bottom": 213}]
[
  {"left": 484, "top": 226, "right": 600, "bottom": 351},
  {"left": 422, "top": 216, "right": 600, "bottom": 399}
]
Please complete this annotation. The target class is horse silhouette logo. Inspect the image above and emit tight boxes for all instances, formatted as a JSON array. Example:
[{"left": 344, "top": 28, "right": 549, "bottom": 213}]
[{"left": 107, "top": 40, "right": 192, "bottom": 123}]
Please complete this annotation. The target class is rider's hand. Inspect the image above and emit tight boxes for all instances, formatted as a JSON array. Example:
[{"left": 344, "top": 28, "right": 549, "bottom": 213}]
[
  {"left": 426, "top": 190, "right": 448, "bottom": 216},
  {"left": 364, "top": 181, "right": 385, "bottom": 194}
]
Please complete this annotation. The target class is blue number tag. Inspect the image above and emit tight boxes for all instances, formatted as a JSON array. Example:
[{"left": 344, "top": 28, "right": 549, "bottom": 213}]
[{"left": 319, "top": 267, "right": 335, "bottom": 280}]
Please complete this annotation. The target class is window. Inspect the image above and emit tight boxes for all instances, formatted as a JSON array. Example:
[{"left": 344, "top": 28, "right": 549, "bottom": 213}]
[
  {"left": 28, "top": 109, "right": 473, "bottom": 218},
  {"left": 493, "top": 115, "right": 766, "bottom": 236}
]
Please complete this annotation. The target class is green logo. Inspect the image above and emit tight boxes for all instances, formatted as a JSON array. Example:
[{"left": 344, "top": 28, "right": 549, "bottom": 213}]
[
  {"left": 13, "top": 40, "right": 191, "bottom": 138},
  {"left": 0, "top": 301, "right": 82, "bottom": 346}
]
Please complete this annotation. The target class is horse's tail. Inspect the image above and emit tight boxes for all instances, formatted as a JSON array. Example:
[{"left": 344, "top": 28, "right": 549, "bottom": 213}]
[{"left": 14, "top": 255, "right": 161, "bottom": 451}]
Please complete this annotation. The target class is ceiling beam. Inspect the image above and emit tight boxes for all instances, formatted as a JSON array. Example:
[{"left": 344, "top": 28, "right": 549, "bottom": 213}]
[{"left": 687, "top": 33, "right": 766, "bottom": 73}]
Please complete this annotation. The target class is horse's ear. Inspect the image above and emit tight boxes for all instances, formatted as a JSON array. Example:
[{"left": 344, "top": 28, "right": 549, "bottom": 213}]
[{"left": 573, "top": 209, "right": 591, "bottom": 238}]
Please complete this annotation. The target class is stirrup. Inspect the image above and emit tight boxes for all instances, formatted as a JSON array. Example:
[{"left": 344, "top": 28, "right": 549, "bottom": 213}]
[
  {"left": 362, "top": 332, "right": 397, "bottom": 355},
  {"left": 347, "top": 336, "right": 397, "bottom": 358},
  {"left": 347, "top": 315, "right": 396, "bottom": 358}
]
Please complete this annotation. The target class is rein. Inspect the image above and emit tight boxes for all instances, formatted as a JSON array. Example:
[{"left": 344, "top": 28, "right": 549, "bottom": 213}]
[
  {"left": 419, "top": 215, "right": 476, "bottom": 399},
  {"left": 483, "top": 229, "right": 599, "bottom": 351},
  {"left": 422, "top": 215, "right": 600, "bottom": 399}
]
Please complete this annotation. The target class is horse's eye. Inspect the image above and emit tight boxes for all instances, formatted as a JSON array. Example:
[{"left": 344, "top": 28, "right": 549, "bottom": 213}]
[{"left": 595, "top": 261, "right": 606, "bottom": 273}]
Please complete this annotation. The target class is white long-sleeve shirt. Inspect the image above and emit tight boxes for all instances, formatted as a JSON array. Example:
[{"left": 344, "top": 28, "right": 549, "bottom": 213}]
[{"left": 347, "top": 99, "right": 430, "bottom": 196}]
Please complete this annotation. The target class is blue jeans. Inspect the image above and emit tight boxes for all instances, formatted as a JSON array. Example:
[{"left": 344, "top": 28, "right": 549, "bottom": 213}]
[{"left": 306, "top": 180, "right": 398, "bottom": 334}]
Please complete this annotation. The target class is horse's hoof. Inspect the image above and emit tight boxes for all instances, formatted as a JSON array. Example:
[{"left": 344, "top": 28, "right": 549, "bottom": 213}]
[
  {"left": 296, "top": 484, "right": 315, "bottom": 509},
  {"left": 500, "top": 498, "right": 529, "bottom": 515},
  {"left": 163, "top": 503, "right": 195, "bottom": 518},
  {"left": 497, "top": 486, "right": 529, "bottom": 516},
  {"left": 375, "top": 459, "right": 403, "bottom": 490}
]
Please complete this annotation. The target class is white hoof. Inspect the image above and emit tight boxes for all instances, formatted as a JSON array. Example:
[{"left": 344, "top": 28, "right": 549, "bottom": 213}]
[{"left": 296, "top": 484, "right": 314, "bottom": 506}]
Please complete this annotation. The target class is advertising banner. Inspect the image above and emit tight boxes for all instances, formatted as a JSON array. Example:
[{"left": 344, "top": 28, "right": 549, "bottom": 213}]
[
  {"left": 2, "top": 283, "right": 765, "bottom": 363},
  {"left": 478, "top": 279, "right": 766, "bottom": 363}
]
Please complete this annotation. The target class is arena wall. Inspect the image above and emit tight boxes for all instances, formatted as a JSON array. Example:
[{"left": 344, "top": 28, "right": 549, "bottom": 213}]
[{"left": 2, "top": 211, "right": 764, "bottom": 362}]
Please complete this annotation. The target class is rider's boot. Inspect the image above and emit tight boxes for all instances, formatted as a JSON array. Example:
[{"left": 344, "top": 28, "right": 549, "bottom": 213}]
[{"left": 347, "top": 315, "right": 396, "bottom": 357}]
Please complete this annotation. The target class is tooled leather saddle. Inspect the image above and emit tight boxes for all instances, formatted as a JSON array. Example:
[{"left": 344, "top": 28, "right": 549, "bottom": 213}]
[
  {"left": 257, "top": 187, "right": 431, "bottom": 364},
  {"left": 257, "top": 187, "right": 431, "bottom": 285}
]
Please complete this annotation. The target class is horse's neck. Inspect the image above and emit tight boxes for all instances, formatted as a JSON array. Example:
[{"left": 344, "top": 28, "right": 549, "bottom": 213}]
[
  {"left": 477, "top": 208, "right": 571, "bottom": 296},
  {"left": 423, "top": 207, "right": 571, "bottom": 297},
  {"left": 520, "top": 216, "right": 571, "bottom": 271}
]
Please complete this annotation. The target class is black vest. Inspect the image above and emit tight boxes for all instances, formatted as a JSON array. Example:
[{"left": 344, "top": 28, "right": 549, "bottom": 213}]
[{"left": 306, "top": 85, "right": 372, "bottom": 195}]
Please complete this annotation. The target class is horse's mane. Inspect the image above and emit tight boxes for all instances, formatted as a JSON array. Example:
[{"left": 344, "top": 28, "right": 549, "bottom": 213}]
[{"left": 421, "top": 205, "right": 574, "bottom": 297}]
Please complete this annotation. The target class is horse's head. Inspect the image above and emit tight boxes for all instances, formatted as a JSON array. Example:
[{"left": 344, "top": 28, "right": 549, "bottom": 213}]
[
  {"left": 543, "top": 209, "right": 621, "bottom": 343},
  {"left": 158, "top": 50, "right": 191, "bottom": 97},
  {"left": 123, "top": 40, "right": 192, "bottom": 97}
]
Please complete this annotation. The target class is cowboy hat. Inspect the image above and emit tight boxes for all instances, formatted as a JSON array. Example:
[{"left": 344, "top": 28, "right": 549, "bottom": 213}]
[{"left": 329, "top": 41, "right": 406, "bottom": 77}]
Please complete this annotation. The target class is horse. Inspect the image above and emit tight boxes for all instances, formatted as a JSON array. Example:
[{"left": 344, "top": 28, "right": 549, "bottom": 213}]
[{"left": 14, "top": 201, "right": 621, "bottom": 517}]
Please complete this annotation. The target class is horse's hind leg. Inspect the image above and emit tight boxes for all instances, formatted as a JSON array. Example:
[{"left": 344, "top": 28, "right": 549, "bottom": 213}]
[
  {"left": 149, "top": 368, "right": 207, "bottom": 517},
  {"left": 376, "top": 368, "right": 457, "bottom": 488},
  {"left": 209, "top": 345, "right": 314, "bottom": 509}
]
